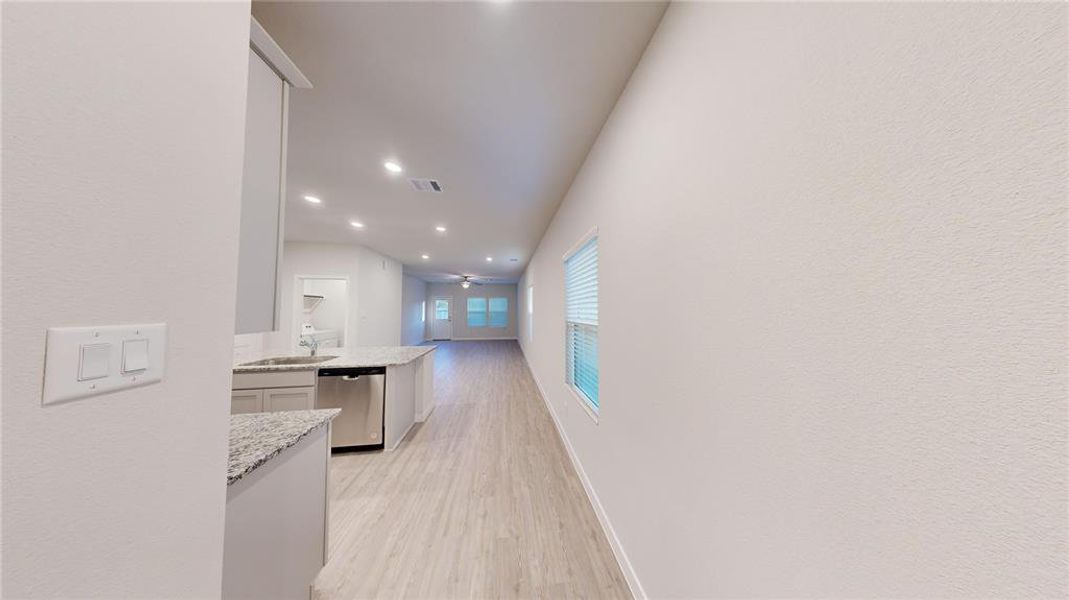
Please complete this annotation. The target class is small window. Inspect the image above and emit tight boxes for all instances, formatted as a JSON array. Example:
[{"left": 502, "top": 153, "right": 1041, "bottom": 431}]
[
  {"left": 435, "top": 299, "right": 449, "bottom": 321},
  {"left": 420, "top": 301, "right": 426, "bottom": 323},
  {"left": 565, "top": 231, "right": 598, "bottom": 416},
  {"left": 489, "top": 297, "right": 508, "bottom": 328},
  {"left": 527, "top": 285, "right": 534, "bottom": 340},
  {"left": 467, "top": 297, "right": 487, "bottom": 327}
]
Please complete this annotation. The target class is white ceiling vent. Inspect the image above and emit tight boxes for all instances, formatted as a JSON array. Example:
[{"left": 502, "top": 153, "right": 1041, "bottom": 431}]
[{"left": 409, "top": 178, "right": 443, "bottom": 193}]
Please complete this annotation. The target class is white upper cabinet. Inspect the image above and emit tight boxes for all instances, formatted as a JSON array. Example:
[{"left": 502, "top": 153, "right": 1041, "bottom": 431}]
[{"left": 235, "top": 18, "right": 312, "bottom": 334}]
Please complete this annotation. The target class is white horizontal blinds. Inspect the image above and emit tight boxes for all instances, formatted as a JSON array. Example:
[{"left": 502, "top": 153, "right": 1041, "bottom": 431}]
[
  {"left": 565, "top": 236, "right": 598, "bottom": 410},
  {"left": 489, "top": 297, "right": 508, "bottom": 327},
  {"left": 467, "top": 297, "right": 487, "bottom": 327}
]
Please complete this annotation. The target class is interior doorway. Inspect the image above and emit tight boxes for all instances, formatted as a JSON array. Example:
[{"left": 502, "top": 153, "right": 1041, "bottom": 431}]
[{"left": 295, "top": 276, "right": 349, "bottom": 350}]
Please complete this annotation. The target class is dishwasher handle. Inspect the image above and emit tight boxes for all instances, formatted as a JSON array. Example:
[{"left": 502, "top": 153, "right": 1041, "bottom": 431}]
[{"left": 318, "top": 366, "right": 387, "bottom": 378}]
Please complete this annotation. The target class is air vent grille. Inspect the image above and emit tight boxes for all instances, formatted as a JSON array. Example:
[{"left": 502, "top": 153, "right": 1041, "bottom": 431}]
[{"left": 409, "top": 178, "right": 443, "bottom": 193}]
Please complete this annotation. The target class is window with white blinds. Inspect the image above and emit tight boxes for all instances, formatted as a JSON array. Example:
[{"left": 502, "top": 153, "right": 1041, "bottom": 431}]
[
  {"left": 466, "top": 296, "right": 509, "bottom": 328},
  {"left": 488, "top": 297, "right": 508, "bottom": 328},
  {"left": 527, "top": 285, "right": 534, "bottom": 341},
  {"left": 466, "top": 297, "right": 487, "bottom": 327},
  {"left": 564, "top": 233, "right": 598, "bottom": 414}
]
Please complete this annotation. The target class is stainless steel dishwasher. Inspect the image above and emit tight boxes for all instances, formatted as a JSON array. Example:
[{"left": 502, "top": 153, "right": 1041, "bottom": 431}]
[{"left": 316, "top": 366, "right": 386, "bottom": 451}]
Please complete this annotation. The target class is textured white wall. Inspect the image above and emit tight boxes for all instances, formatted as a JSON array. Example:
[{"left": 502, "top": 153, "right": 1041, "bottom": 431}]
[
  {"left": 426, "top": 283, "right": 518, "bottom": 340},
  {"left": 401, "top": 275, "right": 428, "bottom": 346},
  {"left": 519, "top": 3, "right": 1067, "bottom": 598},
  {"left": 2, "top": 2, "right": 251, "bottom": 596}
]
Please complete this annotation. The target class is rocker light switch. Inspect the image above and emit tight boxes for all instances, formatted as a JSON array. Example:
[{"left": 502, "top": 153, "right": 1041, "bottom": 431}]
[
  {"left": 78, "top": 343, "right": 111, "bottom": 381},
  {"left": 122, "top": 339, "right": 149, "bottom": 373},
  {"left": 43, "top": 323, "right": 167, "bottom": 405}
]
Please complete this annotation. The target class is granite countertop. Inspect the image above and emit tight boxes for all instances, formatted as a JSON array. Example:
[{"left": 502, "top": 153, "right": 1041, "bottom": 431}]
[
  {"left": 227, "top": 409, "right": 341, "bottom": 486},
  {"left": 233, "top": 345, "right": 436, "bottom": 374}
]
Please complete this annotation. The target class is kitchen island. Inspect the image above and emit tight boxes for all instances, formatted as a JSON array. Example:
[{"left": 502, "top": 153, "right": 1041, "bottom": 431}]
[
  {"left": 233, "top": 345, "right": 435, "bottom": 373},
  {"left": 223, "top": 409, "right": 340, "bottom": 599},
  {"left": 232, "top": 345, "right": 436, "bottom": 451}
]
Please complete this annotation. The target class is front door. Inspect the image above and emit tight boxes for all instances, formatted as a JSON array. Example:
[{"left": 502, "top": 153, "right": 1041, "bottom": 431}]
[{"left": 431, "top": 297, "right": 453, "bottom": 340}]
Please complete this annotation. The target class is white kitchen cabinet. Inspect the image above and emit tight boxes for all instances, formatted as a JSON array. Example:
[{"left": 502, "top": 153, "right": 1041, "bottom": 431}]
[
  {"left": 230, "top": 369, "right": 317, "bottom": 415},
  {"left": 230, "top": 389, "right": 264, "bottom": 414},
  {"left": 234, "top": 18, "right": 311, "bottom": 335},
  {"left": 234, "top": 47, "right": 286, "bottom": 335},
  {"left": 233, "top": 369, "right": 316, "bottom": 390},
  {"left": 264, "top": 386, "right": 315, "bottom": 412}
]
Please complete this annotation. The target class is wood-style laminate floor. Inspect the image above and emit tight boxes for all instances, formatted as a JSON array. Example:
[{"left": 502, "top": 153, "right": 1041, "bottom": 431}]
[{"left": 312, "top": 340, "right": 630, "bottom": 600}]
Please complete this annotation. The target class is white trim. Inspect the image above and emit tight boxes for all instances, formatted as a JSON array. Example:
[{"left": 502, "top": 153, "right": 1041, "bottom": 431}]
[
  {"left": 272, "top": 82, "right": 288, "bottom": 331},
  {"left": 250, "top": 16, "right": 313, "bottom": 89},
  {"left": 322, "top": 423, "right": 332, "bottom": 564},
  {"left": 519, "top": 348, "right": 645, "bottom": 600},
  {"left": 563, "top": 230, "right": 600, "bottom": 423},
  {"left": 386, "top": 419, "right": 415, "bottom": 452},
  {"left": 568, "top": 383, "right": 599, "bottom": 424},
  {"left": 416, "top": 404, "right": 436, "bottom": 422},
  {"left": 450, "top": 336, "right": 517, "bottom": 341},
  {"left": 561, "top": 225, "right": 599, "bottom": 261}
]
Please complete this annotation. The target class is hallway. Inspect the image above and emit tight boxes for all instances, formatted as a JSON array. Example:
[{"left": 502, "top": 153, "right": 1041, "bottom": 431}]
[{"left": 313, "top": 341, "right": 630, "bottom": 599}]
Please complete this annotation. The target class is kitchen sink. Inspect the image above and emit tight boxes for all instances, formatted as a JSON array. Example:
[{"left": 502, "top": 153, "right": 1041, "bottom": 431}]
[{"left": 239, "top": 355, "right": 336, "bottom": 367}]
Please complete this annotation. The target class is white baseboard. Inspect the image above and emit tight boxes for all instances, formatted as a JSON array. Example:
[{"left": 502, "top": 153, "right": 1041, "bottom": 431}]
[
  {"left": 519, "top": 348, "right": 646, "bottom": 600},
  {"left": 416, "top": 404, "right": 436, "bottom": 422},
  {"left": 388, "top": 419, "right": 415, "bottom": 452},
  {"left": 448, "top": 336, "right": 517, "bottom": 341}
]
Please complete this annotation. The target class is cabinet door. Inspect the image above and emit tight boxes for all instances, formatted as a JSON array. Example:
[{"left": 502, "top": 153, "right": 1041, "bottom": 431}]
[
  {"left": 264, "top": 387, "right": 315, "bottom": 412},
  {"left": 231, "top": 389, "right": 264, "bottom": 414},
  {"left": 235, "top": 47, "right": 287, "bottom": 334}
]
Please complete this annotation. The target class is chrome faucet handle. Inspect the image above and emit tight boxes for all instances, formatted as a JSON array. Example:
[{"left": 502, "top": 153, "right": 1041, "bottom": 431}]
[{"left": 298, "top": 336, "right": 319, "bottom": 356}]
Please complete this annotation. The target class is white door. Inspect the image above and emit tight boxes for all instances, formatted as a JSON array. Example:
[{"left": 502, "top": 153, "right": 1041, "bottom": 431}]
[{"left": 431, "top": 297, "right": 453, "bottom": 340}]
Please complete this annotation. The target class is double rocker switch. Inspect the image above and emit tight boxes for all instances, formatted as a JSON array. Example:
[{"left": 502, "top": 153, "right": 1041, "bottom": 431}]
[
  {"left": 43, "top": 323, "right": 167, "bottom": 405},
  {"left": 77, "top": 339, "right": 150, "bottom": 381}
]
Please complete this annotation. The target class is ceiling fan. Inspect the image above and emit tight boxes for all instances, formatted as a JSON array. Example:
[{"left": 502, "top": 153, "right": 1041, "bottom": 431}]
[{"left": 455, "top": 275, "right": 484, "bottom": 289}]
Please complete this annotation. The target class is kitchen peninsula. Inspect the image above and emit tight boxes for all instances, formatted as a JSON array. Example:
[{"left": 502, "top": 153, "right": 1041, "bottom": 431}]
[{"left": 231, "top": 345, "right": 436, "bottom": 451}]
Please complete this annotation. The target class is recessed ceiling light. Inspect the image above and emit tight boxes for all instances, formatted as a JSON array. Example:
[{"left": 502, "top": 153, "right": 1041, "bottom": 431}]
[
  {"left": 303, "top": 195, "right": 321, "bottom": 204},
  {"left": 486, "top": 256, "right": 493, "bottom": 262},
  {"left": 383, "top": 161, "right": 403, "bottom": 173},
  {"left": 435, "top": 225, "right": 447, "bottom": 233},
  {"left": 421, "top": 254, "right": 429, "bottom": 260},
  {"left": 349, "top": 221, "right": 365, "bottom": 229}
]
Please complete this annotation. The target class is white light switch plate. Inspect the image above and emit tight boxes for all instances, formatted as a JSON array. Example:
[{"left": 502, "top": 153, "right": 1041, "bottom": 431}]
[{"left": 42, "top": 323, "right": 166, "bottom": 405}]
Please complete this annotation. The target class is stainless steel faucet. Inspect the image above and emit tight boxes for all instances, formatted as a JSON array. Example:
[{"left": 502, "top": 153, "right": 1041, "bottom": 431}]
[{"left": 299, "top": 336, "right": 319, "bottom": 356}]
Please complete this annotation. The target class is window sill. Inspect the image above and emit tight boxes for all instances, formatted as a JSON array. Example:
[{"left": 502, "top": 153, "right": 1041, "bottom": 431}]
[{"left": 567, "top": 385, "right": 599, "bottom": 424}]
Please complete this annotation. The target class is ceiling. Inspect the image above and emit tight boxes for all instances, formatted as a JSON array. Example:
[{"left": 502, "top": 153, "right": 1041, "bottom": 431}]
[{"left": 253, "top": 1, "right": 667, "bottom": 284}]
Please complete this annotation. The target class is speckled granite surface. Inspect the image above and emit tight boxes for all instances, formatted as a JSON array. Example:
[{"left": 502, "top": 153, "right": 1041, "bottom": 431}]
[
  {"left": 227, "top": 409, "right": 341, "bottom": 486},
  {"left": 233, "top": 345, "right": 436, "bottom": 373}
]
